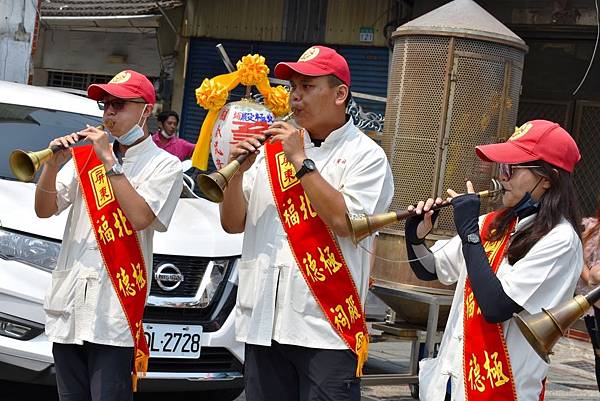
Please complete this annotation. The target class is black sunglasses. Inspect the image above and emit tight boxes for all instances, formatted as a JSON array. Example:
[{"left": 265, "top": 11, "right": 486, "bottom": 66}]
[{"left": 97, "top": 99, "right": 146, "bottom": 111}]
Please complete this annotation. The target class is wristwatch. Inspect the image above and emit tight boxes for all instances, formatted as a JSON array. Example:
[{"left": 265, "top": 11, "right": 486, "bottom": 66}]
[
  {"left": 295, "top": 159, "right": 316, "bottom": 179},
  {"left": 465, "top": 233, "right": 481, "bottom": 244},
  {"left": 106, "top": 162, "right": 124, "bottom": 177}
]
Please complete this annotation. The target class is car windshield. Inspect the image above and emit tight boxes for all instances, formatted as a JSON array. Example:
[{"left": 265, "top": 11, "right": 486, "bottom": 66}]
[{"left": 0, "top": 103, "right": 102, "bottom": 181}]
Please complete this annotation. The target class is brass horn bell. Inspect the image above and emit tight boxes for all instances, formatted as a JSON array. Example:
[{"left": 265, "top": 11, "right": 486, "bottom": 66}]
[
  {"left": 346, "top": 212, "right": 400, "bottom": 245},
  {"left": 10, "top": 148, "right": 55, "bottom": 182},
  {"left": 514, "top": 286, "right": 600, "bottom": 362},
  {"left": 9, "top": 124, "right": 106, "bottom": 182},
  {"left": 196, "top": 160, "right": 242, "bottom": 203}
]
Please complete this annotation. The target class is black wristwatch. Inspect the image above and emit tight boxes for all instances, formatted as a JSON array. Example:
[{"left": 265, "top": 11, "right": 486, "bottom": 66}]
[{"left": 295, "top": 159, "right": 316, "bottom": 179}]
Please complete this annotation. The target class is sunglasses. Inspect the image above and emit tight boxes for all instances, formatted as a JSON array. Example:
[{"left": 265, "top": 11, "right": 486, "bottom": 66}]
[
  {"left": 97, "top": 99, "right": 146, "bottom": 111},
  {"left": 499, "top": 163, "right": 541, "bottom": 179}
]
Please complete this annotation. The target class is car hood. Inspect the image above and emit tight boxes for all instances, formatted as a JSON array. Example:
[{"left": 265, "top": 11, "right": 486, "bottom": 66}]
[{"left": 0, "top": 179, "right": 243, "bottom": 258}]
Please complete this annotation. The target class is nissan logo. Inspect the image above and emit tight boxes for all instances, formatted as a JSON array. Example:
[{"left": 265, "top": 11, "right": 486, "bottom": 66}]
[{"left": 154, "top": 263, "right": 184, "bottom": 291}]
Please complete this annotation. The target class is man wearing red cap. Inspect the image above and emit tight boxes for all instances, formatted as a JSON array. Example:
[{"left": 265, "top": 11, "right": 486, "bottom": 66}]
[
  {"left": 35, "top": 70, "right": 182, "bottom": 401},
  {"left": 405, "top": 120, "right": 583, "bottom": 401},
  {"left": 219, "top": 46, "right": 394, "bottom": 400}
]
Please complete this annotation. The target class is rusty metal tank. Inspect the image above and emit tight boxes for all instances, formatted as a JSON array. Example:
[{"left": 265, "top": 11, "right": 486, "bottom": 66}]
[{"left": 371, "top": 0, "right": 527, "bottom": 327}]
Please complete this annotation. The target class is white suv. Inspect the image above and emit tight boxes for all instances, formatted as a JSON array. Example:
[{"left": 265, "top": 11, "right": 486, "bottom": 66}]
[{"left": 0, "top": 81, "right": 245, "bottom": 400}]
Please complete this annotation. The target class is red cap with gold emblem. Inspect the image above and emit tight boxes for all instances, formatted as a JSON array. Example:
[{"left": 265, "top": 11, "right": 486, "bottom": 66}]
[
  {"left": 475, "top": 120, "right": 581, "bottom": 173},
  {"left": 274, "top": 45, "right": 351, "bottom": 86},
  {"left": 88, "top": 70, "right": 156, "bottom": 104}
]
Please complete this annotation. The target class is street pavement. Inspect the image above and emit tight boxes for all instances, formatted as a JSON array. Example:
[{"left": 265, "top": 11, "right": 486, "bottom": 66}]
[
  {"left": 233, "top": 336, "right": 599, "bottom": 401},
  {"left": 0, "top": 337, "right": 596, "bottom": 400}
]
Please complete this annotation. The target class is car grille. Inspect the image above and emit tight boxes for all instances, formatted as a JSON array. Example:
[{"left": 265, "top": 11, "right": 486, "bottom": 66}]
[
  {"left": 150, "top": 254, "right": 210, "bottom": 297},
  {"left": 148, "top": 347, "right": 242, "bottom": 373}
]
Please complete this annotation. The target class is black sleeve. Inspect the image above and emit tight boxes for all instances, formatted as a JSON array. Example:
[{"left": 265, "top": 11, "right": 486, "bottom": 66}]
[
  {"left": 405, "top": 215, "right": 438, "bottom": 281},
  {"left": 462, "top": 242, "right": 523, "bottom": 323}
]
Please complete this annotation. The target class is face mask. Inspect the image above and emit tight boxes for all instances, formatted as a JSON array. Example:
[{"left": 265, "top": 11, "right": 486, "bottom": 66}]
[
  {"left": 160, "top": 129, "right": 175, "bottom": 139},
  {"left": 114, "top": 105, "right": 147, "bottom": 146},
  {"left": 512, "top": 178, "right": 543, "bottom": 219}
]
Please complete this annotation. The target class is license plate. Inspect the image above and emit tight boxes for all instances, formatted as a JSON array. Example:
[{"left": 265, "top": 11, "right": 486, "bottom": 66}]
[{"left": 143, "top": 323, "right": 202, "bottom": 359}]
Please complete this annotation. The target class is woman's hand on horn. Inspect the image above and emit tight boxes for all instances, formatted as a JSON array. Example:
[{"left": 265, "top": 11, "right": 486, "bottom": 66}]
[
  {"left": 408, "top": 197, "right": 444, "bottom": 239},
  {"left": 448, "top": 180, "right": 481, "bottom": 241}
]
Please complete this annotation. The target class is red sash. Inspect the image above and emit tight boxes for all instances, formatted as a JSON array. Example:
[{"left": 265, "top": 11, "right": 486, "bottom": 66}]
[
  {"left": 264, "top": 141, "right": 369, "bottom": 376},
  {"left": 463, "top": 212, "right": 517, "bottom": 400},
  {"left": 72, "top": 145, "right": 149, "bottom": 391}
]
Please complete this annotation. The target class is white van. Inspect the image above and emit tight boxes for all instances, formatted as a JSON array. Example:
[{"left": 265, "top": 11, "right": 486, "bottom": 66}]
[{"left": 0, "top": 81, "right": 245, "bottom": 400}]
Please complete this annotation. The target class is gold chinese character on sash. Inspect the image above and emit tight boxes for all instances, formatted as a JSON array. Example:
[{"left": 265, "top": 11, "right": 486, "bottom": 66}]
[
  {"left": 96, "top": 215, "right": 115, "bottom": 245},
  {"left": 318, "top": 246, "right": 342, "bottom": 275},
  {"left": 346, "top": 295, "right": 362, "bottom": 324},
  {"left": 330, "top": 304, "right": 351, "bottom": 332},
  {"left": 117, "top": 267, "right": 137, "bottom": 297},
  {"left": 299, "top": 193, "right": 318, "bottom": 220},
  {"left": 135, "top": 320, "right": 143, "bottom": 343},
  {"left": 283, "top": 199, "right": 301, "bottom": 228},
  {"left": 466, "top": 291, "right": 480, "bottom": 319},
  {"left": 483, "top": 238, "right": 503, "bottom": 265},
  {"left": 483, "top": 350, "right": 510, "bottom": 388},
  {"left": 275, "top": 151, "right": 299, "bottom": 191},
  {"left": 131, "top": 263, "right": 146, "bottom": 291},
  {"left": 88, "top": 165, "right": 114, "bottom": 209},
  {"left": 303, "top": 252, "right": 325, "bottom": 282},
  {"left": 468, "top": 353, "right": 486, "bottom": 392},
  {"left": 113, "top": 208, "right": 133, "bottom": 237}
]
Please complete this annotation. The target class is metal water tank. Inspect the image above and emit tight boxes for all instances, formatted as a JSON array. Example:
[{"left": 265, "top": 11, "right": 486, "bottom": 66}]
[{"left": 371, "top": 0, "right": 527, "bottom": 327}]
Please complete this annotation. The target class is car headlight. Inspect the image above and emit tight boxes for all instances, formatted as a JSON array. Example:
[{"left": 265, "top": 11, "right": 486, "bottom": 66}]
[
  {"left": 197, "top": 259, "right": 231, "bottom": 308},
  {"left": 0, "top": 228, "right": 60, "bottom": 272}
]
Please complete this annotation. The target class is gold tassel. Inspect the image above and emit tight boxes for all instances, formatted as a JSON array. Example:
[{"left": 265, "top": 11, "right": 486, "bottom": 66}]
[
  {"left": 355, "top": 332, "right": 369, "bottom": 377},
  {"left": 131, "top": 349, "right": 149, "bottom": 392}
]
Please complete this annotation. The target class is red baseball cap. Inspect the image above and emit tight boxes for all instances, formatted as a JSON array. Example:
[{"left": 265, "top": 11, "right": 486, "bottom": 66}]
[
  {"left": 88, "top": 70, "right": 156, "bottom": 104},
  {"left": 475, "top": 120, "right": 581, "bottom": 173},
  {"left": 274, "top": 45, "right": 351, "bottom": 86}
]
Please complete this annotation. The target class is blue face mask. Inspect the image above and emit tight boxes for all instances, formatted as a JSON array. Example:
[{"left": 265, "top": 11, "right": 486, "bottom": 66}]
[
  {"left": 114, "top": 105, "right": 147, "bottom": 146},
  {"left": 512, "top": 191, "right": 540, "bottom": 219},
  {"left": 512, "top": 177, "right": 543, "bottom": 219}
]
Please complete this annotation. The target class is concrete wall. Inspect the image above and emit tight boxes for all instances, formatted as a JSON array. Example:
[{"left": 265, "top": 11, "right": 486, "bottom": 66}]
[{"left": 0, "top": 0, "right": 37, "bottom": 83}]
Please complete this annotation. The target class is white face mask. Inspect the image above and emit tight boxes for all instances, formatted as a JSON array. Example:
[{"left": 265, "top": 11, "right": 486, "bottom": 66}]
[
  {"left": 114, "top": 105, "right": 147, "bottom": 146},
  {"left": 160, "top": 129, "right": 175, "bottom": 139}
]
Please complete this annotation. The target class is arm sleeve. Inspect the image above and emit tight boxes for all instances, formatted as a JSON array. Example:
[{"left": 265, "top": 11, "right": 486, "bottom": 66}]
[
  {"left": 461, "top": 242, "right": 523, "bottom": 323},
  {"left": 135, "top": 157, "right": 183, "bottom": 232},
  {"left": 405, "top": 215, "right": 437, "bottom": 280}
]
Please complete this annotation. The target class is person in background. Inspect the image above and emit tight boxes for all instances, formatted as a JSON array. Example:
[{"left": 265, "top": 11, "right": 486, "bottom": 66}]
[
  {"left": 152, "top": 110, "right": 195, "bottom": 161},
  {"left": 578, "top": 197, "right": 600, "bottom": 392}
]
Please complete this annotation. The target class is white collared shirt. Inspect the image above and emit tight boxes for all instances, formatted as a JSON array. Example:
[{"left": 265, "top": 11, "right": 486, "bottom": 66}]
[
  {"left": 235, "top": 118, "right": 394, "bottom": 349},
  {"left": 44, "top": 136, "right": 183, "bottom": 347},
  {"left": 418, "top": 214, "right": 583, "bottom": 401}
]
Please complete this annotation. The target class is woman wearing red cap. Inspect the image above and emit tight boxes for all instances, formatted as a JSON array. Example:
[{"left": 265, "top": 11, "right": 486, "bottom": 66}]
[{"left": 405, "top": 120, "right": 583, "bottom": 401}]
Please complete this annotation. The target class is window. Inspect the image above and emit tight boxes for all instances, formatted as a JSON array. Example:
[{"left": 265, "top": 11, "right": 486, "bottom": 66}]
[
  {"left": 47, "top": 71, "right": 113, "bottom": 91},
  {"left": 0, "top": 103, "right": 102, "bottom": 180}
]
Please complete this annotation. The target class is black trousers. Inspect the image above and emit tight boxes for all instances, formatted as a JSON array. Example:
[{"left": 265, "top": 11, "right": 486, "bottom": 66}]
[
  {"left": 52, "top": 342, "right": 134, "bottom": 401},
  {"left": 584, "top": 306, "right": 600, "bottom": 391},
  {"left": 244, "top": 341, "right": 361, "bottom": 401}
]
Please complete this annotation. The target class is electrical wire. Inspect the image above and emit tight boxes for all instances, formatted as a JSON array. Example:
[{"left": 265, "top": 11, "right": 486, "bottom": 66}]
[{"left": 572, "top": 0, "right": 599, "bottom": 96}]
